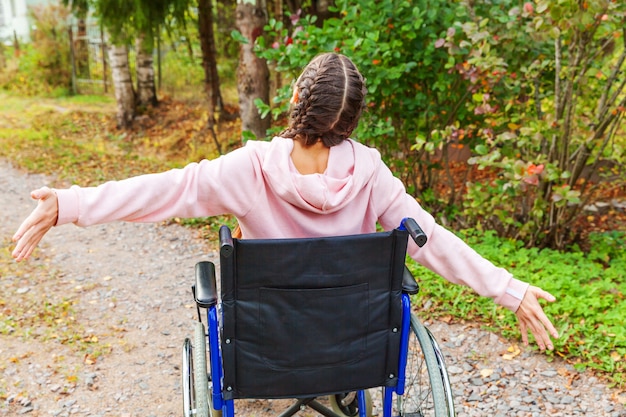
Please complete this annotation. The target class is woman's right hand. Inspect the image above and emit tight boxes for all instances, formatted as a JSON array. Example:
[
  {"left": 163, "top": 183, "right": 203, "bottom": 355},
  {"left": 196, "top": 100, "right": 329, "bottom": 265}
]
[{"left": 11, "top": 187, "right": 59, "bottom": 262}]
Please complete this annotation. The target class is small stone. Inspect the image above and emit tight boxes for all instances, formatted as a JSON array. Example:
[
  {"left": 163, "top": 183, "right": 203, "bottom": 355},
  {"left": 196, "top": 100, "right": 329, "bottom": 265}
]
[{"left": 467, "top": 393, "right": 482, "bottom": 402}]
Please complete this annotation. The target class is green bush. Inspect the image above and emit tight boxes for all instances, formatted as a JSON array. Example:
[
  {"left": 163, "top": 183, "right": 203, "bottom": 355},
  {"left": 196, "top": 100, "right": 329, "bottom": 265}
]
[
  {"left": 255, "top": 0, "right": 626, "bottom": 250},
  {"left": 437, "top": 0, "right": 626, "bottom": 249},
  {"left": 255, "top": 0, "right": 477, "bottom": 213}
]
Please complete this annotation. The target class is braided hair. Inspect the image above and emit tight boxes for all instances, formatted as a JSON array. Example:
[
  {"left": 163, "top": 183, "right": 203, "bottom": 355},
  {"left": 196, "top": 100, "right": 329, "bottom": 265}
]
[{"left": 280, "top": 53, "right": 367, "bottom": 147}]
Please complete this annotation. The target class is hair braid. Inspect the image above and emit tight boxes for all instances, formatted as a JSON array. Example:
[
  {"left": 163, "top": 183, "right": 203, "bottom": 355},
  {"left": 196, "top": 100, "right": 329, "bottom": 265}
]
[{"left": 281, "top": 53, "right": 367, "bottom": 147}]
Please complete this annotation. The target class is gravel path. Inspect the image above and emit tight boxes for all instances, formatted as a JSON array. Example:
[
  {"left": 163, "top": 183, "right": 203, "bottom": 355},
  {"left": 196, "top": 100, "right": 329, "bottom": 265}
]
[{"left": 1, "top": 159, "right": 624, "bottom": 417}]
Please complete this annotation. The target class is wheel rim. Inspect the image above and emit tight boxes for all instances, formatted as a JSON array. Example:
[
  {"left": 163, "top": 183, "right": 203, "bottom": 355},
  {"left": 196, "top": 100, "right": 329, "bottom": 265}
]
[
  {"left": 194, "top": 322, "right": 210, "bottom": 417},
  {"left": 396, "top": 314, "right": 453, "bottom": 417}
]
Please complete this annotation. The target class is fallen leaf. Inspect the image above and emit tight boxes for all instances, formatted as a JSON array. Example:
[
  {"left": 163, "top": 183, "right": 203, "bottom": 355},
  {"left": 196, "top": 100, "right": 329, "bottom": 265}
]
[
  {"left": 502, "top": 344, "right": 521, "bottom": 360},
  {"left": 557, "top": 367, "right": 570, "bottom": 377},
  {"left": 83, "top": 354, "right": 97, "bottom": 365},
  {"left": 440, "top": 315, "right": 453, "bottom": 323}
]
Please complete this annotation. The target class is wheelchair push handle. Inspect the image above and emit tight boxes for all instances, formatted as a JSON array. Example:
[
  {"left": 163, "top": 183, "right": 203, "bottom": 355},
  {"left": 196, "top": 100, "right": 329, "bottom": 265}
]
[
  {"left": 219, "top": 225, "right": 234, "bottom": 257},
  {"left": 401, "top": 217, "right": 428, "bottom": 247}
]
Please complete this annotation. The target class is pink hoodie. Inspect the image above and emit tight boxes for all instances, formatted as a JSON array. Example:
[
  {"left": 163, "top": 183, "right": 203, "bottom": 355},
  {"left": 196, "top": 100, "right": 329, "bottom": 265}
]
[{"left": 54, "top": 137, "right": 528, "bottom": 311}]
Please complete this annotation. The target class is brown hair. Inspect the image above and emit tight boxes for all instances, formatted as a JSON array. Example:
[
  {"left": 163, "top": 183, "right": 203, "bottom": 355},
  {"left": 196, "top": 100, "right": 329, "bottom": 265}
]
[{"left": 280, "top": 53, "right": 367, "bottom": 147}]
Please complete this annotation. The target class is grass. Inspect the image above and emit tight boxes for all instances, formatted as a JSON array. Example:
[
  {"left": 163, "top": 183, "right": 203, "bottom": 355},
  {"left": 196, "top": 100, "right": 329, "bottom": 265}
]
[{"left": 1, "top": 92, "right": 625, "bottom": 392}]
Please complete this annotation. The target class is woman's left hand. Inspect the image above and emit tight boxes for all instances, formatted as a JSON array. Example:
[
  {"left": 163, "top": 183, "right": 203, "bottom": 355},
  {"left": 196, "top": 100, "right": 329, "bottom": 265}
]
[{"left": 515, "top": 285, "right": 559, "bottom": 351}]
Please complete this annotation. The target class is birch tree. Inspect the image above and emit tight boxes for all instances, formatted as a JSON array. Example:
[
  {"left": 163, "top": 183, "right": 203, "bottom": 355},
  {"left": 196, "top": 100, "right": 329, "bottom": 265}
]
[
  {"left": 198, "top": 0, "right": 223, "bottom": 150},
  {"left": 108, "top": 43, "right": 136, "bottom": 128},
  {"left": 135, "top": 34, "right": 157, "bottom": 108}
]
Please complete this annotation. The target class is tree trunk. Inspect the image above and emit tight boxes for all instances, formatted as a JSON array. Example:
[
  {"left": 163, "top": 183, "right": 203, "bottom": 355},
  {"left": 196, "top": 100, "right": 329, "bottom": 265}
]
[
  {"left": 311, "top": 0, "right": 336, "bottom": 22},
  {"left": 135, "top": 35, "right": 158, "bottom": 108},
  {"left": 198, "top": 0, "right": 224, "bottom": 118},
  {"left": 236, "top": 0, "right": 270, "bottom": 140},
  {"left": 108, "top": 43, "right": 136, "bottom": 129},
  {"left": 0, "top": 42, "right": 5, "bottom": 70},
  {"left": 75, "top": 19, "right": 89, "bottom": 78}
]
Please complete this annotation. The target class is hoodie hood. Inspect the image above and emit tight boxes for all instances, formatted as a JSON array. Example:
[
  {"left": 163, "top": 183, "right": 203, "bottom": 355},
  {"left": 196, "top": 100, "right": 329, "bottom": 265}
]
[{"left": 261, "top": 137, "right": 379, "bottom": 214}]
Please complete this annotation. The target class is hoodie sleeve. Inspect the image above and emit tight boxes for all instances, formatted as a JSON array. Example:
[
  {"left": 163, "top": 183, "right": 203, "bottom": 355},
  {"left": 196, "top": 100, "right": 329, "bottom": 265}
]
[
  {"left": 55, "top": 145, "right": 264, "bottom": 227},
  {"left": 372, "top": 160, "right": 529, "bottom": 312}
]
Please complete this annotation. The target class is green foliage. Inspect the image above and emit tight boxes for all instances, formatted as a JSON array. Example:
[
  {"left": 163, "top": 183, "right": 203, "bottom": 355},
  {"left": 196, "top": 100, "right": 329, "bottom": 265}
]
[
  {"left": 157, "top": 5, "right": 239, "bottom": 103},
  {"left": 409, "top": 228, "right": 626, "bottom": 385},
  {"left": 437, "top": 0, "right": 626, "bottom": 248},
  {"left": 0, "top": 4, "right": 72, "bottom": 96},
  {"left": 255, "top": 0, "right": 626, "bottom": 250},
  {"left": 158, "top": 41, "right": 206, "bottom": 100},
  {"left": 255, "top": 0, "right": 494, "bottom": 215}
]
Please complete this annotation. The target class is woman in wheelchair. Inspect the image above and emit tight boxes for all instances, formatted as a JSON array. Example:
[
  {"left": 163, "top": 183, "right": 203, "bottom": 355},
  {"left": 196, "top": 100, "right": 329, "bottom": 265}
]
[{"left": 12, "top": 52, "right": 558, "bottom": 352}]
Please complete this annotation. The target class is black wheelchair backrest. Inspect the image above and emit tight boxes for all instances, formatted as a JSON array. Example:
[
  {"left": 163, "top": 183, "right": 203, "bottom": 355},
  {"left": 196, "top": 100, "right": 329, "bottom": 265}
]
[{"left": 218, "top": 228, "right": 410, "bottom": 400}]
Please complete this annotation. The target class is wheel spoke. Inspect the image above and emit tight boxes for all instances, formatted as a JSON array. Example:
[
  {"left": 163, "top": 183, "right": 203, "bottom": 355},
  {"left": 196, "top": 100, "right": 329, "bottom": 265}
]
[{"left": 395, "top": 314, "right": 455, "bottom": 417}]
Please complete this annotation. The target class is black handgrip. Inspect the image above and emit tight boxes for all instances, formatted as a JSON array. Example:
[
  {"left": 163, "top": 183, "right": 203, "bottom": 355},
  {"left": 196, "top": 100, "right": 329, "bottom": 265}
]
[
  {"left": 402, "top": 217, "right": 427, "bottom": 247},
  {"left": 219, "top": 225, "right": 234, "bottom": 257}
]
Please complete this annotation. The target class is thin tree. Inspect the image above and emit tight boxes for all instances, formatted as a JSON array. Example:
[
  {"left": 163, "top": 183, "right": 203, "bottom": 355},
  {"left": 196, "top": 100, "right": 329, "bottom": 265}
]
[
  {"left": 135, "top": 33, "right": 158, "bottom": 108},
  {"left": 236, "top": 0, "right": 270, "bottom": 140},
  {"left": 108, "top": 42, "right": 136, "bottom": 128},
  {"left": 198, "top": 0, "right": 224, "bottom": 152},
  {"left": 64, "top": 0, "right": 140, "bottom": 127}
]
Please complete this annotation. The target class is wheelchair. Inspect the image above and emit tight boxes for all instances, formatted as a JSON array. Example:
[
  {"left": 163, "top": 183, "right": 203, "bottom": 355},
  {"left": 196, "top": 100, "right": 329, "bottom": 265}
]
[{"left": 182, "top": 218, "right": 456, "bottom": 417}]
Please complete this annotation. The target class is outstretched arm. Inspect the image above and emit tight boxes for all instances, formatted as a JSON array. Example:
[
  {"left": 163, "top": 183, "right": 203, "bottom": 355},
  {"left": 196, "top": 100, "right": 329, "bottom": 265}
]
[
  {"left": 11, "top": 187, "right": 58, "bottom": 262},
  {"left": 515, "top": 285, "right": 559, "bottom": 351}
]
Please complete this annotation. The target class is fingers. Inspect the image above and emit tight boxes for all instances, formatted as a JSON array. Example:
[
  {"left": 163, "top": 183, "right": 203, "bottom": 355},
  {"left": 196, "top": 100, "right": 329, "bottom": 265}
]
[
  {"left": 534, "top": 287, "right": 557, "bottom": 303},
  {"left": 528, "top": 314, "right": 553, "bottom": 351},
  {"left": 12, "top": 221, "right": 40, "bottom": 261},
  {"left": 12, "top": 188, "right": 52, "bottom": 242},
  {"left": 529, "top": 287, "right": 559, "bottom": 339},
  {"left": 518, "top": 319, "right": 529, "bottom": 347},
  {"left": 12, "top": 238, "right": 36, "bottom": 262},
  {"left": 11, "top": 187, "right": 58, "bottom": 262},
  {"left": 12, "top": 209, "right": 38, "bottom": 243},
  {"left": 516, "top": 285, "right": 558, "bottom": 351},
  {"left": 30, "top": 186, "right": 54, "bottom": 201}
]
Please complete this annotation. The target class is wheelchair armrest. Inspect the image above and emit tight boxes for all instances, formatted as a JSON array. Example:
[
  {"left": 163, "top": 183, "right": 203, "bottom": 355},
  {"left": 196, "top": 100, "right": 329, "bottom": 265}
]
[
  {"left": 194, "top": 261, "right": 218, "bottom": 308},
  {"left": 402, "top": 266, "right": 419, "bottom": 295}
]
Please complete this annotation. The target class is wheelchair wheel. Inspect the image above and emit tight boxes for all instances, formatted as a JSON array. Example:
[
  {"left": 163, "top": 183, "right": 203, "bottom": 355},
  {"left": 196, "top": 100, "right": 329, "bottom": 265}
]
[
  {"left": 194, "top": 322, "right": 210, "bottom": 417},
  {"left": 396, "top": 313, "right": 455, "bottom": 417},
  {"left": 182, "top": 337, "right": 194, "bottom": 417},
  {"left": 328, "top": 390, "right": 373, "bottom": 417},
  {"left": 182, "top": 322, "right": 221, "bottom": 417}
]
